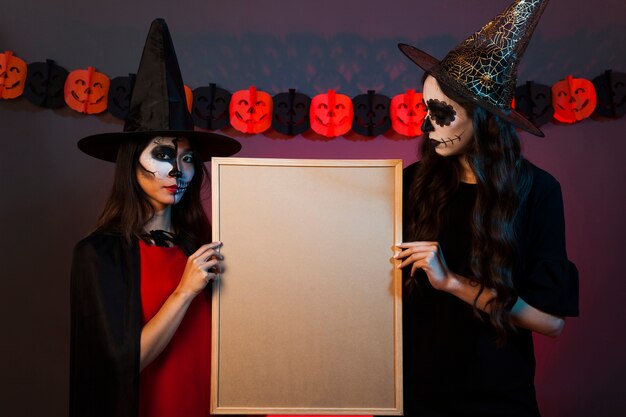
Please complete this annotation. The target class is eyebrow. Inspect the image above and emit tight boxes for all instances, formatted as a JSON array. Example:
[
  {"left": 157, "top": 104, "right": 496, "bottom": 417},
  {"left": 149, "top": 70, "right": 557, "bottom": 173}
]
[
  {"left": 151, "top": 141, "right": 185, "bottom": 148},
  {"left": 154, "top": 143, "right": 194, "bottom": 154}
]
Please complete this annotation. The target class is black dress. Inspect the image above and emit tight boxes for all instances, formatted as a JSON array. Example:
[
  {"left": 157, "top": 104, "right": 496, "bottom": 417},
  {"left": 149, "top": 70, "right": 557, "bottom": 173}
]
[{"left": 402, "top": 162, "right": 579, "bottom": 417}]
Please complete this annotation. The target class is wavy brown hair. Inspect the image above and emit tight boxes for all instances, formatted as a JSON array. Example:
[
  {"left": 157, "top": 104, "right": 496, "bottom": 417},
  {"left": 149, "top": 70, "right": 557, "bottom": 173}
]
[
  {"left": 405, "top": 78, "right": 533, "bottom": 344},
  {"left": 95, "top": 137, "right": 211, "bottom": 255}
]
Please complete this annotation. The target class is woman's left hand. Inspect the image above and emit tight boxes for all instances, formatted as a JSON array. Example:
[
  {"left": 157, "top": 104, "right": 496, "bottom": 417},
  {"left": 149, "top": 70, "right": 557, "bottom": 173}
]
[{"left": 395, "top": 241, "right": 454, "bottom": 291}]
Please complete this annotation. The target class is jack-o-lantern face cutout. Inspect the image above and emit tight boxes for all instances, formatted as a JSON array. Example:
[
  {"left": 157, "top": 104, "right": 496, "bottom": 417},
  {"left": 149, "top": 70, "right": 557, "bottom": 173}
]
[
  {"left": 107, "top": 74, "right": 136, "bottom": 120},
  {"left": 230, "top": 86, "right": 272, "bottom": 134},
  {"left": 192, "top": 84, "right": 231, "bottom": 130},
  {"left": 352, "top": 90, "right": 391, "bottom": 136},
  {"left": 24, "top": 59, "right": 68, "bottom": 108},
  {"left": 272, "top": 88, "right": 311, "bottom": 135},
  {"left": 0, "top": 51, "right": 27, "bottom": 99},
  {"left": 592, "top": 70, "right": 626, "bottom": 118},
  {"left": 552, "top": 75, "right": 597, "bottom": 123},
  {"left": 515, "top": 81, "right": 553, "bottom": 126},
  {"left": 390, "top": 89, "right": 427, "bottom": 137},
  {"left": 64, "top": 66, "right": 110, "bottom": 114},
  {"left": 310, "top": 90, "right": 354, "bottom": 138}
]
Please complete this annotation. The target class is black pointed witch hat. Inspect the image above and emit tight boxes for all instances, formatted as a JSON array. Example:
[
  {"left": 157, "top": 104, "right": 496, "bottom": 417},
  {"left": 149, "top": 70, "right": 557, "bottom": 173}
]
[
  {"left": 78, "top": 18, "right": 241, "bottom": 161},
  {"left": 398, "top": 0, "right": 549, "bottom": 137}
]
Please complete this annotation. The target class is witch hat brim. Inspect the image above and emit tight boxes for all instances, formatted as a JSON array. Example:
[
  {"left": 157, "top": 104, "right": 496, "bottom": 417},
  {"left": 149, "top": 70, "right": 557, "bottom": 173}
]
[
  {"left": 77, "top": 18, "right": 241, "bottom": 161},
  {"left": 77, "top": 130, "right": 241, "bottom": 162}
]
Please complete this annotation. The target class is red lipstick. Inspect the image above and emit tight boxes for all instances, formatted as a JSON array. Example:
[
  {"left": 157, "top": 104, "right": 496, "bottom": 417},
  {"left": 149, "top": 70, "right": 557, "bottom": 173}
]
[{"left": 164, "top": 185, "right": 178, "bottom": 193}]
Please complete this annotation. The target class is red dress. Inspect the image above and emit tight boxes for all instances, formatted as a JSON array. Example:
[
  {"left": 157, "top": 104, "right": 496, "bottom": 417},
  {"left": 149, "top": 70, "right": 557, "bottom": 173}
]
[{"left": 138, "top": 241, "right": 212, "bottom": 417}]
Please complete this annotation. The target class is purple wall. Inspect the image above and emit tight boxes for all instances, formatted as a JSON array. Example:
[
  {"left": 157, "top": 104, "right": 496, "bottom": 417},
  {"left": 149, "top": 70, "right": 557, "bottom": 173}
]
[{"left": 1, "top": 1, "right": 624, "bottom": 415}]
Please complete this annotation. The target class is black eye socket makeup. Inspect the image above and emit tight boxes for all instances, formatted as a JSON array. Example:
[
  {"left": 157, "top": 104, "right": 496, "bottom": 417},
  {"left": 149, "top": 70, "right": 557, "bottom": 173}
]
[
  {"left": 426, "top": 98, "right": 457, "bottom": 127},
  {"left": 151, "top": 145, "right": 176, "bottom": 161}
]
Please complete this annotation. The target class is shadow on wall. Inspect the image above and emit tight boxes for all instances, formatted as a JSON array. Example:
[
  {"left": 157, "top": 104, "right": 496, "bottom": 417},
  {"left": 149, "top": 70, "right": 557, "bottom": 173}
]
[
  {"left": 176, "top": 32, "right": 448, "bottom": 96},
  {"left": 14, "top": 26, "right": 625, "bottom": 101},
  {"left": 173, "top": 28, "right": 626, "bottom": 96}
]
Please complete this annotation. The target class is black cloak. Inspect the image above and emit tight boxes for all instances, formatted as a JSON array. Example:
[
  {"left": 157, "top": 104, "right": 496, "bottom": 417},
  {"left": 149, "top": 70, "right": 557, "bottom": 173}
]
[{"left": 70, "top": 232, "right": 142, "bottom": 417}]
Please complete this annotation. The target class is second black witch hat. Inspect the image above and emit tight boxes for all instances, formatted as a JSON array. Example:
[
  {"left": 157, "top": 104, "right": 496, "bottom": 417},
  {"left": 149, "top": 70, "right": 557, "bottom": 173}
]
[{"left": 78, "top": 18, "right": 241, "bottom": 161}]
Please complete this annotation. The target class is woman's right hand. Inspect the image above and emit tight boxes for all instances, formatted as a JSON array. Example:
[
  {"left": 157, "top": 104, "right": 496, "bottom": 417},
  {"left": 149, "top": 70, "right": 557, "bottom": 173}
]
[
  {"left": 176, "top": 241, "right": 223, "bottom": 297},
  {"left": 395, "top": 241, "right": 454, "bottom": 291}
]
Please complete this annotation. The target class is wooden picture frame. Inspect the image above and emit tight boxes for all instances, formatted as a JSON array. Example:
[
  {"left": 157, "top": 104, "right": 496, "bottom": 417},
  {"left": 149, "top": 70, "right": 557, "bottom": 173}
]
[{"left": 210, "top": 158, "right": 403, "bottom": 415}]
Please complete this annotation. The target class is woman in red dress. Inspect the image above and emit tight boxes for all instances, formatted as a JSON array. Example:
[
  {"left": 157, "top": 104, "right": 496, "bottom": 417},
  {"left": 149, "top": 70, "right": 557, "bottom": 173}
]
[{"left": 70, "top": 19, "right": 241, "bottom": 417}]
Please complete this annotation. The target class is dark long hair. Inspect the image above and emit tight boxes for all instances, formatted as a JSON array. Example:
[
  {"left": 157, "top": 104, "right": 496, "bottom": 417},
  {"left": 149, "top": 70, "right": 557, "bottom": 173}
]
[
  {"left": 95, "top": 137, "right": 211, "bottom": 255},
  {"left": 406, "top": 78, "right": 533, "bottom": 344}
]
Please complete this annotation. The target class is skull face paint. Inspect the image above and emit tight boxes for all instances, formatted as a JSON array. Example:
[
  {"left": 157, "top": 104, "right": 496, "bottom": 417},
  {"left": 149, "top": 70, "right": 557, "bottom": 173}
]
[
  {"left": 137, "top": 137, "right": 195, "bottom": 211},
  {"left": 422, "top": 76, "right": 474, "bottom": 156}
]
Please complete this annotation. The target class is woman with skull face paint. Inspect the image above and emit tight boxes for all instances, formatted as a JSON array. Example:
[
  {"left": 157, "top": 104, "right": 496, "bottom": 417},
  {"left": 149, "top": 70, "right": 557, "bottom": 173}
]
[
  {"left": 70, "top": 20, "right": 241, "bottom": 417},
  {"left": 395, "top": 1, "right": 578, "bottom": 416}
]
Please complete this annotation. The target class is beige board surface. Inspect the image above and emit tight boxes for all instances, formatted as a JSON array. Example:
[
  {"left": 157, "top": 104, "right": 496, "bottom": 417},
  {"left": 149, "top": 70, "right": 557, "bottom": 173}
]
[{"left": 211, "top": 158, "right": 402, "bottom": 415}]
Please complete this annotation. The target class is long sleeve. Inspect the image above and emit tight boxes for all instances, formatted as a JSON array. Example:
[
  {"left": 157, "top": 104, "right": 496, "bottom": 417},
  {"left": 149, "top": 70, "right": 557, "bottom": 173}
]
[{"left": 514, "top": 166, "right": 579, "bottom": 317}]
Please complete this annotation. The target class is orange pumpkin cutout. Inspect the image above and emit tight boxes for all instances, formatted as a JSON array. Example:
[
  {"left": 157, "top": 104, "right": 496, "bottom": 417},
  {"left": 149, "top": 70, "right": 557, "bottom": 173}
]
[
  {"left": 552, "top": 75, "right": 597, "bottom": 123},
  {"left": 230, "top": 86, "right": 272, "bottom": 133},
  {"left": 0, "top": 51, "right": 27, "bottom": 99},
  {"left": 390, "top": 89, "right": 427, "bottom": 137},
  {"left": 310, "top": 90, "right": 354, "bottom": 138},
  {"left": 184, "top": 84, "right": 193, "bottom": 114},
  {"left": 64, "top": 66, "right": 110, "bottom": 114}
]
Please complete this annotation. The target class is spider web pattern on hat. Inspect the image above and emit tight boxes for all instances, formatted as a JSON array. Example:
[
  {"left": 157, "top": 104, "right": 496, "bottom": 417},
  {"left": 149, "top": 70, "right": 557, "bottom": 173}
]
[{"left": 440, "top": 0, "right": 549, "bottom": 111}]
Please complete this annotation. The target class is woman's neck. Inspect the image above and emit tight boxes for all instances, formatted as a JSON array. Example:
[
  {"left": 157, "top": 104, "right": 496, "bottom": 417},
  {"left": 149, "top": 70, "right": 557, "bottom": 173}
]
[
  {"left": 457, "top": 155, "right": 477, "bottom": 184},
  {"left": 144, "top": 206, "right": 173, "bottom": 233}
]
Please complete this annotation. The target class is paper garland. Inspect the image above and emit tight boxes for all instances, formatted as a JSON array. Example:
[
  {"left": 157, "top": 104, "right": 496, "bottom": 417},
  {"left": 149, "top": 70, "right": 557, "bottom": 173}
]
[{"left": 2, "top": 50, "right": 625, "bottom": 138}]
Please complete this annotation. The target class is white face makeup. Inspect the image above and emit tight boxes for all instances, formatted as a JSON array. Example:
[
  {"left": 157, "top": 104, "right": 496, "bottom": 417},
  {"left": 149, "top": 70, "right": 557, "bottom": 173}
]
[
  {"left": 421, "top": 76, "right": 474, "bottom": 156},
  {"left": 136, "top": 137, "right": 195, "bottom": 211}
]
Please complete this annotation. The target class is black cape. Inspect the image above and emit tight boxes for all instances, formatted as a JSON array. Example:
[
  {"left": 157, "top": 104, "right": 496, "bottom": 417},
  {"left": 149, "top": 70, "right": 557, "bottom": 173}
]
[{"left": 70, "top": 232, "right": 142, "bottom": 417}]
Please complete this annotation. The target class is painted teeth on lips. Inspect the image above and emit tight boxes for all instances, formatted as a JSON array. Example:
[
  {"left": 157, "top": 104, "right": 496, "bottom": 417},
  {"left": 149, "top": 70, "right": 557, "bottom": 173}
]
[{"left": 172, "top": 181, "right": 189, "bottom": 194}]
